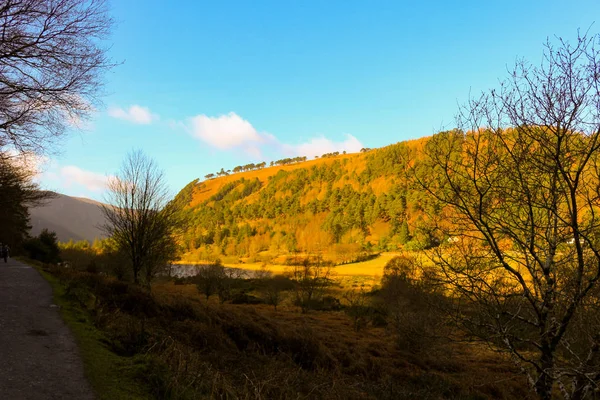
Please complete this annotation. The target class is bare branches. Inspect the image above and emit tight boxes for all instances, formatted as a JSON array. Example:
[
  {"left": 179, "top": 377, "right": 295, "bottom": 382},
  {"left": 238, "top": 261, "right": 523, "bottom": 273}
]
[
  {"left": 291, "top": 256, "right": 333, "bottom": 313},
  {"left": 101, "top": 150, "right": 178, "bottom": 285},
  {"left": 0, "top": 0, "right": 114, "bottom": 154},
  {"left": 422, "top": 32, "right": 600, "bottom": 400}
]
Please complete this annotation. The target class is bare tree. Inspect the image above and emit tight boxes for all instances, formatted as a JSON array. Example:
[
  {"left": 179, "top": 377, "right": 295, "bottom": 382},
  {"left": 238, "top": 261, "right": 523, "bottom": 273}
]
[
  {"left": 263, "top": 275, "right": 293, "bottom": 311},
  {"left": 196, "top": 260, "right": 225, "bottom": 301},
  {"left": 194, "top": 259, "right": 246, "bottom": 303},
  {"left": 342, "top": 287, "right": 371, "bottom": 332},
  {"left": 216, "top": 266, "right": 246, "bottom": 304},
  {"left": 101, "top": 151, "right": 178, "bottom": 285},
  {"left": 379, "top": 255, "right": 445, "bottom": 353},
  {"left": 291, "top": 256, "right": 333, "bottom": 313},
  {"left": 0, "top": 0, "right": 113, "bottom": 154},
  {"left": 421, "top": 32, "right": 600, "bottom": 399}
]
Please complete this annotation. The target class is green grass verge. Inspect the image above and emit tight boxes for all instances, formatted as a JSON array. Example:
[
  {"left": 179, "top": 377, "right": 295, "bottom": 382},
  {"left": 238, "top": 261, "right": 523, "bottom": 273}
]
[{"left": 18, "top": 258, "right": 151, "bottom": 400}]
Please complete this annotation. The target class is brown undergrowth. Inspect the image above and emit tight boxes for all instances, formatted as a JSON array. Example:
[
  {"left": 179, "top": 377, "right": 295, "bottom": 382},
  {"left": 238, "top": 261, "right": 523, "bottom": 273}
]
[{"left": 47, "top": 265, "right": 531, "bottom": 399}]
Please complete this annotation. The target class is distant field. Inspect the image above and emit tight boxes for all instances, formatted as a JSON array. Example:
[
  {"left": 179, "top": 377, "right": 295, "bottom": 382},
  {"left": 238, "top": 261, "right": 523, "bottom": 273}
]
[
  {"left": 334, "top": 252, "right": 398, "bottom": 275},
  {"left": 176, "top": 252, "right": 403, "bottom": 288}
]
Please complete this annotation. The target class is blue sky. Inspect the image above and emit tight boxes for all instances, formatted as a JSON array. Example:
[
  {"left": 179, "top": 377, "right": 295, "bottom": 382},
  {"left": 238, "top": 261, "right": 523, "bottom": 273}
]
[{"left": 38, "top": 0, "right": 600, "bottom": 200}]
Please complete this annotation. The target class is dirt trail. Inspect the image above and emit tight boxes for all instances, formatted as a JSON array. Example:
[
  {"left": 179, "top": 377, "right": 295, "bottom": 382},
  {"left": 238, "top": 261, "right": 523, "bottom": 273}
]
[{"left": 0, "top": 257, "right": 94, "bottom": 399}]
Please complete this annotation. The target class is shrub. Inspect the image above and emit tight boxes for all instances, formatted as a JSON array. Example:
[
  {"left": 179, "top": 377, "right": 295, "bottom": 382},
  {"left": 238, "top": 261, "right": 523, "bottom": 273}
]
[
  {"left": 230, "top": 293, "right": 264, "bottom": 305},
  {"left": 380, "top": 254, "right": 447, "bottom": 354},
  {"left": 295, "top": 295, "right": 342, "bottom": 311},
  {"left": 23, "top": 229, "right": 61, "bottom": 263},
  {"left": 343, "top": 288, "right": 374, "bottom": 331}
]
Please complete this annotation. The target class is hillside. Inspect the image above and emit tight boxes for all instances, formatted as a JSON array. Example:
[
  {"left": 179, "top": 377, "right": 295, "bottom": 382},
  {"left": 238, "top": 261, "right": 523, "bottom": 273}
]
[
  {"left": 172, "top": 136, "right": 439, "bottom": 264},
  {"left": 29, "top": 192, "right": 107, "bottom": 242}
]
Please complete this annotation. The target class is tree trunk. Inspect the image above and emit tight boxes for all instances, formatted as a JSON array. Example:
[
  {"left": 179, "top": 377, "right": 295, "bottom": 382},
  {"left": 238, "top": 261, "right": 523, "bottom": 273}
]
[
  {"left": 570, "top": 336, "right": 600, "bottom": 400},
  {"left": 133, "top": 263, "right": 139, "bottom": 284},
  {"left": 535, "top": 351, "right": 554, "bottom": 400}
]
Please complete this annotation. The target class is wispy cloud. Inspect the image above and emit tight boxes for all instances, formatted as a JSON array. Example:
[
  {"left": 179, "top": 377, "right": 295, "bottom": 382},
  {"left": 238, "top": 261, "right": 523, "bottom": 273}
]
[
  {"left": 108, "top": 105, "right": 157, "bottom": 125},
  {"left": 185, "top": 111, "right": 363, "bottom": 159},
  {"left": 59, "top": 166, "right": 110, "bottom": 192},
  {"left": 284, "top": 134, "right": 363, "bottom": 159}
]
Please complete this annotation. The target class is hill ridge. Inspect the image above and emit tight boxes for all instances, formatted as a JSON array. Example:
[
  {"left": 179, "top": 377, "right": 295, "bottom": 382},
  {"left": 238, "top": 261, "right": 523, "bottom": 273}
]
[
  {"left": 173, "top": 136, "right": 435, "bottom": 264},
  {"left": 29, "top": 192, "right": 108, "bottom": 242}
]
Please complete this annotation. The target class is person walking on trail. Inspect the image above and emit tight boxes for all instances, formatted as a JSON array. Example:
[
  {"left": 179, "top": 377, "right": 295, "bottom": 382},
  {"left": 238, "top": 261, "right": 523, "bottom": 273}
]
[{"left": 1, "top": 244, "right": 8, "bottom": 263}]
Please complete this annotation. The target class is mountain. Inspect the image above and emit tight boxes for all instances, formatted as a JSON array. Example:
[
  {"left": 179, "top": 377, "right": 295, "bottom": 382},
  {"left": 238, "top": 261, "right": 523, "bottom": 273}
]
[
  {"left": 172, "top": 136, "right": 439, "bottom": 264},
  {"left": 29, "top": 192, "right": 107, "bottom": 242}
]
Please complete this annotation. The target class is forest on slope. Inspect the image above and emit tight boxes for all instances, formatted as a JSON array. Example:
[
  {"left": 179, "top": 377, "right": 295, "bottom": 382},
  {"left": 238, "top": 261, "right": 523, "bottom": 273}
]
[{"left": 173, "top": 136, "right": 443, "bottom": 264}]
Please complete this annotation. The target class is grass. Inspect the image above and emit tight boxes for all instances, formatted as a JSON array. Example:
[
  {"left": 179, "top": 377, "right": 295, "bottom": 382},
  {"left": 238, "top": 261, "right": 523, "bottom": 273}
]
[
  {"left": 334, "top": 251, "right": 398, "bottom": 276},
  {"left": 151, "top": 280, "right": 532, "bottom": 399},
  {"left": 20, "top": 258, "right": 150, "bottom": 400},
  {"left": 28, "top": 252, "right": 533, "bottom": 399}
]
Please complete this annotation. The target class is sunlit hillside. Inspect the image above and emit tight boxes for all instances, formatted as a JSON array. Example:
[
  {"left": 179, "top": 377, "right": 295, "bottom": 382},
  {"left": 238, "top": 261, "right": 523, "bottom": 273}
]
[
  {"left": 189, "top": 152, "right": 363, "bottom": 207},
  {"left": 172, "top": 136, "right": 437, "bottom": 265}
]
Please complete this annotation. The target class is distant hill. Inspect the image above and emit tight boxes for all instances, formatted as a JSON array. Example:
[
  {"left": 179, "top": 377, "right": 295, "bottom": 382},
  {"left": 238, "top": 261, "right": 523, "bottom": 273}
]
[
  {"left": 171, "top": 136, "right": 440, "bottom": 263},
  {"left": 29, "top": 192, "right": 107, "bottom": 242}
]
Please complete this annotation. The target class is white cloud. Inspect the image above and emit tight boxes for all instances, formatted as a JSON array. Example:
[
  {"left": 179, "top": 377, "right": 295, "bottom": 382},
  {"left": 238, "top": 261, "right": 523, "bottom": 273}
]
[
  {"left": 108, "top": 105, "right": 156, "bottom": 124},
  {"left": 188, "top": 112, "right": 273, "bottom": 150},
  {"left": 60, "top": 166, "right": 110, "bottom": 192},
  {"left": 185, "top": 112, "right": 363, "bottom": 160},
  {"left": 284, "top": 134, "right": 363, "bottom": 159}
]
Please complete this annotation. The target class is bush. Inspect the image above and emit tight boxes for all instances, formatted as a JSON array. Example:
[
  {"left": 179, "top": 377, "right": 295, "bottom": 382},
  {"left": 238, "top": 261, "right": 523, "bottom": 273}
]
[
  {"left": 295, "top": 295, "right": 342, "bottom": 311},
  {"left": 371, "top": 312, "right": 388, "bottom": 327},
  {"left": 230, "top": 293, "right": 264, "bottom": 305},
  {"left": 380, "top": 255, "right": 447, "bottom": 354},
  {"left": 86, "top": 260, "right": 99, "bottom": 274},
  {"left": 343, "top": 289, "right": 375, "bottom": 331},
  {"left": 23, "top": 229, "right": 61, "bottom": 263},
  {"left": 107, "top": 316, "right": 149, "bottom": 356}
]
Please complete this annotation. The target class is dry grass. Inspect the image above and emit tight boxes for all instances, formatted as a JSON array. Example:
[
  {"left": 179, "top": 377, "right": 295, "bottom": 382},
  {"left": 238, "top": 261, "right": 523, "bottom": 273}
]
[
  {"left": 334, "top": 252, "right": 399, "bottom": 276},
  {"left": 153, "top": 280, "right": 531, "bottom": 399},
  {"left": 43, "top": 262, "right": 533, "bottom": 399}
]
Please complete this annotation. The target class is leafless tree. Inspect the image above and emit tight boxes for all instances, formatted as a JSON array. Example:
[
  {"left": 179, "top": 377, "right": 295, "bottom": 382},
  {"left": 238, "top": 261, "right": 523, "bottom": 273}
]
[
  {"left": 290, "top": 255, "right": 333, "bottom": 313},
  {"left": 101, "top": 150, "right": 178, "bottom": 285},
  {"left": 263, "top": 274, "right": 293, "bottom": 311},
  {"left": 378, "top": 255, "right": 445, "bottom": 353},
  {"left": 0, "top": 0, "right": 113, "bottom": 154},
  {"left": 216, "top": 266, "right": 246, "bottom": 304},
  {"left": 195, "top": 259, "right": 246, "bottom": 303},
  {"left": 196, "top": 260, "right": 225, "bottom": 301},
  {"left": 342, "top": 287, "right": 371, "bottom": 332},
  {"left": 421, "top": 32, "right": 600, "bottom": 399}
]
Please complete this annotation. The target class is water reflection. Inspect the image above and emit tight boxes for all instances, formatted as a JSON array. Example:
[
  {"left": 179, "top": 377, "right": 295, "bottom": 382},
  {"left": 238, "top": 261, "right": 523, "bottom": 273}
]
[{"left": 168, "top": 264, "right": 256, "bottom": 278}]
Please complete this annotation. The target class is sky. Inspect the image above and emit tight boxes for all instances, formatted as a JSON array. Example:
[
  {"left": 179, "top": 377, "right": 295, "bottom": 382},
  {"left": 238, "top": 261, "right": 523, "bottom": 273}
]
[{"left": 36, "top": 0, "right": 600, "bottom": 201}]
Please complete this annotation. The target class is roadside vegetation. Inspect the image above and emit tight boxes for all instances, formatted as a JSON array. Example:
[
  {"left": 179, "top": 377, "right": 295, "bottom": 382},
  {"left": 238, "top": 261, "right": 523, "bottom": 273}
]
[
  {"left": 20, "top": 257, "right": 149, "bottom": 400},
  {"left": 46, "top": 246, "right": 531, "bottom": 399}
]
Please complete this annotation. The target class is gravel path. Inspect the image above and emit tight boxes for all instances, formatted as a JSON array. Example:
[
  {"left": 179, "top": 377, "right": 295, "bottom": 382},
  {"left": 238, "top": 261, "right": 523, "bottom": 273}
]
[{"left": 0, "top": 257, "right": 94, "bottom": 399}]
